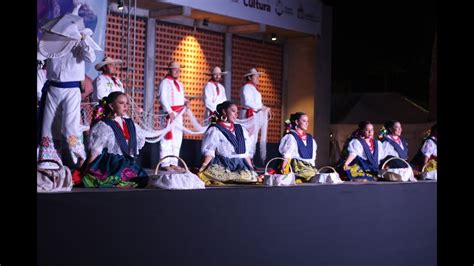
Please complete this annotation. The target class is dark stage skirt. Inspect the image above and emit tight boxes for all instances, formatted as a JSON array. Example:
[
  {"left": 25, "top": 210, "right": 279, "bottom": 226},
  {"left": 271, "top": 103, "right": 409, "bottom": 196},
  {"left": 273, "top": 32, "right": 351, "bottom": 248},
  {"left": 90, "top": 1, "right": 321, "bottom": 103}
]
[{"left": 82, "top": 149, "right": 148, "bottom": 188}]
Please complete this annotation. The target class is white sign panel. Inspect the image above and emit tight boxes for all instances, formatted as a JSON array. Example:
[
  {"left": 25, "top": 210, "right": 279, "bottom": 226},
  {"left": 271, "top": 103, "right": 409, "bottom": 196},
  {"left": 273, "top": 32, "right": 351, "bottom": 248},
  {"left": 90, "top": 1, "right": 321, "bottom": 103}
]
[{"left": 156, "top": 0, "right": 321, "bottom": 35}]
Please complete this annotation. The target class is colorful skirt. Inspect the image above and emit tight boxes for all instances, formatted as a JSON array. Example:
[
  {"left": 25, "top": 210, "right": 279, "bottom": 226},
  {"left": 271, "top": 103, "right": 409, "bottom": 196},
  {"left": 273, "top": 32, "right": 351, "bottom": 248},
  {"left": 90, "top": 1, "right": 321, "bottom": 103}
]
[
  {"left": 289, "top": 159, "right": 317, "bottom": 183},
  {"left": 198, "top": 155, "right": 258, "bottom": 185},
  {"left": 82, "top": 149, "right": 148, "bottom": 188}
]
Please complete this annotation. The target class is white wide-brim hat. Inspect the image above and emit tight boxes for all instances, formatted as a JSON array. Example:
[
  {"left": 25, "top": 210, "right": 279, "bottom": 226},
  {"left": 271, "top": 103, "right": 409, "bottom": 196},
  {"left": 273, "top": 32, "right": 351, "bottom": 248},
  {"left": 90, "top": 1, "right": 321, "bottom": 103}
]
[
  {"left": 243, "top": 68, "right": 263, "bottom": 77},
  {"left": 40, "top": 13, "right": 85, "bottom": 40},
  {"left": 205, "top": 66, "right": 228, "bottom": 75},
  {"left": 38, "top": 4, "right": 102, "bottom": 58},
  {"left": 38, "top": 32, "right": 78, "bottom": 59},
  {"left": 37, "top": 51, "right": 47, "bottom": 61},
  {"left": 95, "top": 57, "right": 123, "bottom": 71}
]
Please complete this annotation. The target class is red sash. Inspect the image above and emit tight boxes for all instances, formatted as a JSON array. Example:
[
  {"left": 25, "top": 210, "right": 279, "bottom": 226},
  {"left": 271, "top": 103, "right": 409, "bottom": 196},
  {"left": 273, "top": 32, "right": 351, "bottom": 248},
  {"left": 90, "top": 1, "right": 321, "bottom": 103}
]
[
  {"left": 244, "top": 108, "right": 255, "bottom": 118},
  {"left": 164, "top": 105, "right": 185, "bottom": 140},
  {"left": 243, "top": 82, "right": 258, "bottom": 118}
]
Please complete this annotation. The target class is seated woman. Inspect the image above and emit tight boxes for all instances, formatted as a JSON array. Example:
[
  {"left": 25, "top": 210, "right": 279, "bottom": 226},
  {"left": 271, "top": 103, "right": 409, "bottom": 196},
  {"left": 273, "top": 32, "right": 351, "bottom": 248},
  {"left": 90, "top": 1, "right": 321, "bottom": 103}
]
[
  {"left": 198, "top": 101, "right": 260, "bottom": 185},
  {"left": 81, "top": 91, "right": 148, "bottom": 188},
  {"left": 411, "top": 123, "right": 437, "bottom": 175},
  {"left": 380, "top": 120, "right": 410, "bottom": 168},
  {"left": 339, "top": 121, "right": 385, "bottom": 181},
  {"left": 278, "top": 112, "right": 317, "bottom": 183}
]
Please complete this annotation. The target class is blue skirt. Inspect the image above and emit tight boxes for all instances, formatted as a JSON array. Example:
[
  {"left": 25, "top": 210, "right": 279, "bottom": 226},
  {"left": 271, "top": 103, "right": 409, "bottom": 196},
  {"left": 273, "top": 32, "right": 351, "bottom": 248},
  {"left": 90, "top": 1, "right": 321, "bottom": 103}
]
[{"left": 345, "top": 156, "right": 379, "bottom": 182}]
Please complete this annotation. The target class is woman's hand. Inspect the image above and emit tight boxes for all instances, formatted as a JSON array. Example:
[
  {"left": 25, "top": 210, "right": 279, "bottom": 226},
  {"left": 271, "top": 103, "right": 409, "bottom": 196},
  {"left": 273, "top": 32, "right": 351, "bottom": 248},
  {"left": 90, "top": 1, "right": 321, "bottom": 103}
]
[
  {"left": 168, "top": 111, "right": 176, "bottom": 122},
  {"left": 198, "top": 164, "right": 208, "bottom": 173}
]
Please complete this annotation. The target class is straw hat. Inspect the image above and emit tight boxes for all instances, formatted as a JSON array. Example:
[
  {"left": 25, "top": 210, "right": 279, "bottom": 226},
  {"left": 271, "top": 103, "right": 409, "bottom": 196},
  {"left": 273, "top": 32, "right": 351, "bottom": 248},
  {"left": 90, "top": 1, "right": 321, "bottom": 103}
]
[
  {"left": 159, "top": 61, "right": 182, "bottom": 70},
  {"left": 205, "top": 66, "right": 228, "bottom": 76},
  {"left": 243, "top": 68, "right": 262, "bottom": 77},
  {"left": 95, "top": 57, "right": 123, "bottom": 71}
]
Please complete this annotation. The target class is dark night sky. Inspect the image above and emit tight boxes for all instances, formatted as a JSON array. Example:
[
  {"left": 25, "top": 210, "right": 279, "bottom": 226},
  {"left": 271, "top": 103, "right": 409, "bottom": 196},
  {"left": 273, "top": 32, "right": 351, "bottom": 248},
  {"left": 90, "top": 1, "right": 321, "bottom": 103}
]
[{"left": 328, "top": 0, "right": 437, "bottom": 108}]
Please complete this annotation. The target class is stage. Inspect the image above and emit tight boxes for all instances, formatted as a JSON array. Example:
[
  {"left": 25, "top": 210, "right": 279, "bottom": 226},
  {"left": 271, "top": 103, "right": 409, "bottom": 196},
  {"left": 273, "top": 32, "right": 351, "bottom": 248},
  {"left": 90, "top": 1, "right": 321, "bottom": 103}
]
[{"left": 37, "top": 181, "right": 437, "bottom": 266}]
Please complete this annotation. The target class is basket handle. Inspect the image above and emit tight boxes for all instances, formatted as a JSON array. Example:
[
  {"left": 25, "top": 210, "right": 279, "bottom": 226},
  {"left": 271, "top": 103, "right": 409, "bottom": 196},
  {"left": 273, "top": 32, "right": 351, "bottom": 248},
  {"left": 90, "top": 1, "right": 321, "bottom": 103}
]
[
  {"left": 264, "top": 157, "right": 293, "bottom": 174},
  {"left": 381, "top": 157, "right": 411, "bottom": 170},
  {"left": 37, "top": 159, "right": 63, "bottom": 169},
  {"left": 154, "top": 155, "right": 189, "bottom": 174},
  {"left": 317, "top": 166, "right": 336, "bottom": 173}
]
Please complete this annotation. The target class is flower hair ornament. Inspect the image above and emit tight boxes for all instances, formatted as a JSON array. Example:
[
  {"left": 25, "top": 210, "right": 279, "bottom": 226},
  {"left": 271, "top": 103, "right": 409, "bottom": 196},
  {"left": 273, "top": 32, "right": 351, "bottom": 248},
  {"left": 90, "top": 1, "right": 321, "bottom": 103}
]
[
  {"left": 378, "top": 126, "right": 387, "bottom": 140},
  {"left": 209, "top": 111, "right": 219, "bottom": 124},
  {"left": 93, "top": 97, "right": 108, "bottom": 122},
  {"left": 284, "top": 119, "right": 292, "bottom": 134}
]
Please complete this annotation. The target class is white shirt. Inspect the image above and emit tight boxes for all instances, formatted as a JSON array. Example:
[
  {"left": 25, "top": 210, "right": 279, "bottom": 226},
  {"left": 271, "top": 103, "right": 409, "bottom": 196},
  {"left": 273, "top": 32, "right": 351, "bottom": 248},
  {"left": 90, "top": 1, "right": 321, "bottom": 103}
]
[
  {"left": 45, "top": 40, "right": 96, "bottom": 82},
  {"left": 37, "top": 69, "right": 47, "bottom": 102},
  {"left": 203, "top": 81, "right": 227, "bottom": 112},
  {"left": 348, "top": 138, "right": 385, "bottom": 165},
  {"left": 201, "top": 125, "right": 251, "bottom": 158},
  {"left": 88, "top": 118, "right": 146, "bottom": 157},
  {"left": 157, "top": 77, "right": 185, "bottom": 113},
  {"left": 421, "top": 137, "right": 437, "bottom": 157},
  {"left": 240, "top": 82, "right": 263, "bottom": 118},
  {"left": 279, "top": 133, "right": 317, "bottom": 166},
  {"left": 382, "top": 135, "right": 406, "bottom": 158},
  {"left": 92, "top": 74, "right": 124, "bottom": 102}
]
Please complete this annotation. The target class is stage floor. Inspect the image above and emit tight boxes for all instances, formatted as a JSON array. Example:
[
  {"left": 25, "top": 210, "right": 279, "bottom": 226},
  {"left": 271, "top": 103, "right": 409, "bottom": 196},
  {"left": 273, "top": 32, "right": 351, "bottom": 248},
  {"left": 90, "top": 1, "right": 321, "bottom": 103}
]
[
  {"left": 48, "top": 179, "right": 438, "bottom": 193},
  {"left": 38, "top": 181, "right": 437, "bottom": 266}
]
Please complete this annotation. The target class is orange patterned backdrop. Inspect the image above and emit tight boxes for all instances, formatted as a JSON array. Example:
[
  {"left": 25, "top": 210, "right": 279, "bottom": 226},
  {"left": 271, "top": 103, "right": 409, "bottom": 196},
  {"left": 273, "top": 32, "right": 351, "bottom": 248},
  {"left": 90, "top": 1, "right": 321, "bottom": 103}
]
[
  {"left": 154, "top": 22, "right": 225, "bottom": 140},
  {"left": 105, "top": 13, "right": 147, "bottom": 110},
  {"left": 231, "top": 36, "right": 283, "bottom": 143},
  {"left": 101, "top": 16, "right": 283, "bottom": 143}
]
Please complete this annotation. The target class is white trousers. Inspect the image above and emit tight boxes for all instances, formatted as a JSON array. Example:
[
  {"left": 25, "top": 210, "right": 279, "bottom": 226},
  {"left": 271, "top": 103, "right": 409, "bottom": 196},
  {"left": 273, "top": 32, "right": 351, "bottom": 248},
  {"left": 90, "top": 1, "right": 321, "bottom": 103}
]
[
  {"left": 159, "top": 115, "right": 183, "bottom": 167},
  {"left": 38, "top": 86, "right": 85, "bottom": 166}
]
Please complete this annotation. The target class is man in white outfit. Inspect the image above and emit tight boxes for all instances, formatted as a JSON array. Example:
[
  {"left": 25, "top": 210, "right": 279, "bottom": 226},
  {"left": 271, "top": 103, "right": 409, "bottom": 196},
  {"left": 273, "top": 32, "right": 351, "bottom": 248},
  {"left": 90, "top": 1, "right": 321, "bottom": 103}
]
[
  {"left": 157, "top": 61, "right": 189, "bottom": 172},
  {"left": 37, "top": 54, "right": 47, "bottom": 104},
  {"left": 203, "top": 66, "right": 228, "bottom": 119},
  {"left": 37, "top": 4, "right": 100, "bottom": 169},
  {"left": 239, "top": 67, "right": 270, "bottom": 158},
  {"left": 92, "top": 56, "right": 124, "bottom": 102}
]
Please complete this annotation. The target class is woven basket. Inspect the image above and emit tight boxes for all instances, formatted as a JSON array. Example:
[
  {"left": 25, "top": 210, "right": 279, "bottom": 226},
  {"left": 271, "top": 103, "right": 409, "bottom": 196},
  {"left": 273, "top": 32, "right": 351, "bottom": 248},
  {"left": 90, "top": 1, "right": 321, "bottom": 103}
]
[
  {"left": 263, "top": 157, "right": 296, "bottom": 186},
  {"left": 310, "top": 166, "right": 343, "bottom": 184},
  {"left": 381, "top": 157, "right": 416, "bottom": 182},
  {"left": 147, "top": 155, "right": 205, "bottom": 189}
]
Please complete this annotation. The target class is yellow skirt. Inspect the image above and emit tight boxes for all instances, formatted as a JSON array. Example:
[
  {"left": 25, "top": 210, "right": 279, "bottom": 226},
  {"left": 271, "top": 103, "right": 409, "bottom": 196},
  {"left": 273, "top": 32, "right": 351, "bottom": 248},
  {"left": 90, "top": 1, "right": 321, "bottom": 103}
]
[
  {"left": 199, "top": 163, "right": 258, "bottom": 186},
  {"left": 289, "top": 159, "right": 317, "bottom": 182}
]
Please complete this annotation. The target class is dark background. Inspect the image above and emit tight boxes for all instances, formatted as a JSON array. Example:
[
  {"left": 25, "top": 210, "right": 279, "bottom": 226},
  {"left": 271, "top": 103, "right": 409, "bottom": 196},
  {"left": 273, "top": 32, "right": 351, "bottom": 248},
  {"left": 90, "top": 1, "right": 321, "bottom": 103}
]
[{"left": 327, "top": 0, "right": 437, "bottom": 108}]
